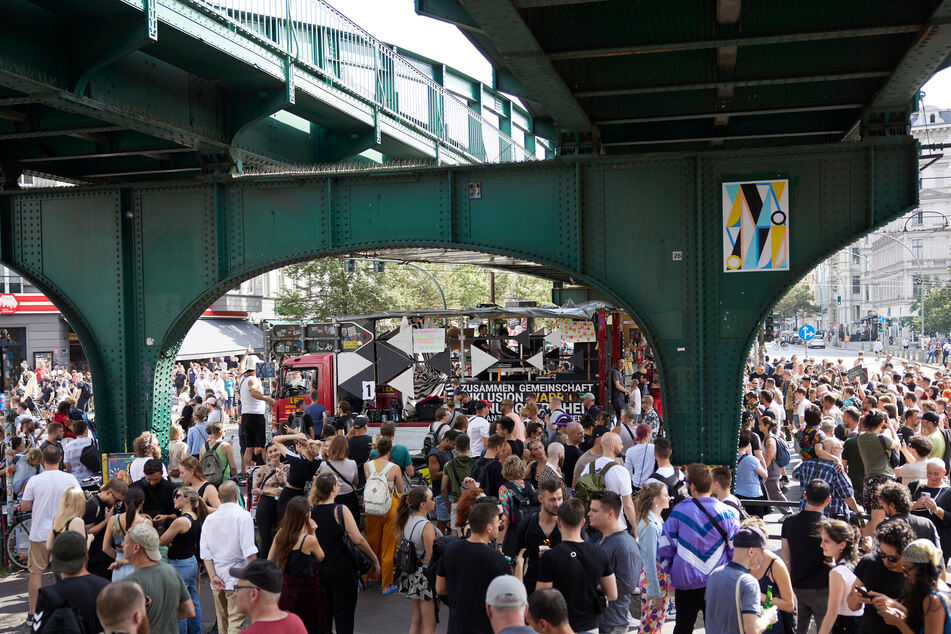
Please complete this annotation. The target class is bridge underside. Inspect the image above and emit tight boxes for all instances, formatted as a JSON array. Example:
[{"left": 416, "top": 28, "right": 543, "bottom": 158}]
[{"left": 0, "top": 138, "right": 917, "bottom": 463}]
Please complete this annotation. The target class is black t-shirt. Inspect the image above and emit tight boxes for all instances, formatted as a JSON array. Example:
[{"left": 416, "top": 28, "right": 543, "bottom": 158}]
[
  {"left": 283, "top": 452, "right": 321, "bottom": 489},
  {"left": 579, "top": 435, "right": 594, "bottom": 454},
  {"left": 507, "top": 439, "right": 524, "bottom": 459},
  {"left": 537, "top": 541, "right": 613, "bottom": 632},
  {"left": 473, "top": 457, "right": 504, "bottom": 499},
  {"left": 515, "top": 512, "right": 562, "bottom": 593},
  {"left": 348, "top": 434, "right": 373, "bottom": 486},
  {"left": 854, "top": 553, "right": 905, "bottom": 634},
  {"left": 781, "top": 511, "right": 829, "bottom": 589},
  {"left": 82, "top": 495, "right": 111, "bottom": 566},
  {"left": 748, "top": 432, "right": 762, "bottom": 454},
  {"left": 130, "top": 478, "right": 177, "bottom": 518},
  {"left": 34, "top": 574, "right": 110, "bottom": 634},
  {"left": 174, "top": 372, "right": 186, "bottom": 390},
  {"left": 585, "top": 404, "right": 603, "bottom": 419},
  {"left": 563, "top": 445, "right": 583, "bottom": 487},
  {"left": 436, "top": 539, "right": 510, "bottom": 634}
]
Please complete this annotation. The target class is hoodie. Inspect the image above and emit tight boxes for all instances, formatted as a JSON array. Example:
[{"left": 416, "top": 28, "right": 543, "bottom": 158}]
[{"left": 445, "top": 451, "right": 476, "bottom": 501}]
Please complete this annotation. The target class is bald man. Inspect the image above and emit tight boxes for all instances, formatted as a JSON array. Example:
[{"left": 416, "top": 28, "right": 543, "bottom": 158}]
[
  {"left": 562, "top": 422, "right": 585, "bottom": 487},
  {"left": 589, "top": 433, "right": 637, "bottom": 531}
]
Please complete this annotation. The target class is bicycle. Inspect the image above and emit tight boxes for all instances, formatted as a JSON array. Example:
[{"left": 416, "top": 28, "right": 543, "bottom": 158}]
[{"left": 4, "top": 507, "right": 31, "bottom": 571}]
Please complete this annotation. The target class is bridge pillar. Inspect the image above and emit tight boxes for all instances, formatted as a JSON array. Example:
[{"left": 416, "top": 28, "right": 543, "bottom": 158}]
[{"left": 0, "top": 139, "right": 918, "bottom": 464}]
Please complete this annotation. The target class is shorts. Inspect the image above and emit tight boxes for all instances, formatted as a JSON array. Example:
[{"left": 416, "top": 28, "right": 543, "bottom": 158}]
[
  {"left": 240, "top": 413, "right": 267, "bottom": 448},
  {"left": 28, "top": 540, "right": 49, "bottom": 574},
  {"left": 864, "top": 474, "right": 896, "bottom": 511},
  {"left": 433, "top": 494, "right": 450, "bottom": 522}
]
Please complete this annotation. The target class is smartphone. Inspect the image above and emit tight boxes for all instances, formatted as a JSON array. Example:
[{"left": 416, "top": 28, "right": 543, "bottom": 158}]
[{"left": 855, "top": 586, "right": 871, "bottom": 599}]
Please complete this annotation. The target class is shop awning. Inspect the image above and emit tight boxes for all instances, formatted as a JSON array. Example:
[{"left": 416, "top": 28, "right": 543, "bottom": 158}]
[{"left": 177, "top": 318, "right": 264, "bottom": 361}]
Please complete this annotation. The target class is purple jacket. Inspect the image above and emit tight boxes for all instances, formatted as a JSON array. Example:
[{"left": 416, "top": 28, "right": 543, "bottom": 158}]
[{"left": 658, "top": 496, "right": 739, "bottom": 590}]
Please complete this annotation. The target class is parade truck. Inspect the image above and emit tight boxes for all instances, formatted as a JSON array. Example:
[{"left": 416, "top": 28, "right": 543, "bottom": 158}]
[{"left": 265, "top": 301, "right": 644, "bottom": 425}]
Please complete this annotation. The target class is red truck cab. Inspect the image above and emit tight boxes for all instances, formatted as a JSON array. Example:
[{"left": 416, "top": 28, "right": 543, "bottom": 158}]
[{"left": 271, "top": 353, "right": 335, "bottom": 424}]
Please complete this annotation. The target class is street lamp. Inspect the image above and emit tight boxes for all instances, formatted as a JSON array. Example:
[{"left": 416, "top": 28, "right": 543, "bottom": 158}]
[
  {"left": 902, "top": 210, "right": 950, "bottom": 233},
  {"left": 349, "top": 256, "right": 447, "bottom": 309},
  {"left": 870, "top": 232, "right": 925, "bottom": 347}
]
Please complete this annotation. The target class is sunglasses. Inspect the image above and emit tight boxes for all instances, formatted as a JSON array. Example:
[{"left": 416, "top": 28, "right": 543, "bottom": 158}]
[
  {"left": 877, "top": 549, "right": 901, "bottom": 564},
  {"left": 174, "top": 493, "right": 183, "bottom": 499}
]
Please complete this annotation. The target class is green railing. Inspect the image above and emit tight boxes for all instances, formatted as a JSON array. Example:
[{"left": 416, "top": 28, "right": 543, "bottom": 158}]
[{"left": 198, "top": 0, "right": 536, "bottom": 163}]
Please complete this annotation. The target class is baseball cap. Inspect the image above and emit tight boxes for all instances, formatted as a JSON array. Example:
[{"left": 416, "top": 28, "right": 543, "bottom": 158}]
[
  {"left": 592, "top": 425, "right": 610, "bottom": 439},
  {"left": 126, "top": 523, "right": 162, "bottom": 562},
  {"left": 51, "top": 531, "right": 87, "bottom": 574},
  {"left": 351, "top": 415, "right": 368, "bottom": 429},
  {"left": 923, "top": 411, "right": 941, "bottom": 426},
  {"left": 474, "top": 400, "right": 489, "bottom": 411},
  {"left": 230, "top": 559, "right": 283, "bottom": 593},
  {"left": 485, "top": 574, "right": 527, "bottom": 608},
  {"left": 582, "top": 392, "right": 595, "bottom": 401},
  {"left": 734, "top": 527, "right": 768, "bottom": 549}
]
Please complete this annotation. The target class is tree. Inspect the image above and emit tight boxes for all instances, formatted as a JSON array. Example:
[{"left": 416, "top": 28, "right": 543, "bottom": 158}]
[
  {"left": 908, "top": 276, "right": 951, "bottom": 335},
  {"left": 773, "top": 282, "right": 819, "bottom": 323},
  {"left": 274, "top": 258, "right": 554, "bottom": 320}
]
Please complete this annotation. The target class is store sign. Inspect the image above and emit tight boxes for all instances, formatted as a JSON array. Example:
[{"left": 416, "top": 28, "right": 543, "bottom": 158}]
[
  {"left": 460, "top": 381, "right": 596, "bottom": 417},
  {"left": 0, "top": 294, "right": 19, "bottom": 314}
]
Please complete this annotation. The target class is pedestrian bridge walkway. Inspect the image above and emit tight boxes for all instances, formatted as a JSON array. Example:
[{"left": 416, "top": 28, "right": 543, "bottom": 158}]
[{"left": 0, "top": 0, "right": 543, "bottom": 184}]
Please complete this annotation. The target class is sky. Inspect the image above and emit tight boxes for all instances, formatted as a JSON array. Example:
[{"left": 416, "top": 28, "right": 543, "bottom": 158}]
[{"left": 330, "top": 0, "right": 951, "bottom": 107}]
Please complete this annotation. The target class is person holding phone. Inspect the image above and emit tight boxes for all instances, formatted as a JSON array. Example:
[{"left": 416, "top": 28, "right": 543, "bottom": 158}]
[{"left": 846, "top": 519, "right": 915, "bottom": 634}]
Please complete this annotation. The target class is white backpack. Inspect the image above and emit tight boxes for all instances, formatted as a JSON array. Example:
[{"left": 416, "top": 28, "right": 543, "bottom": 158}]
[{"left": 364, "top": 460, "right": 395, "bottom": 516}]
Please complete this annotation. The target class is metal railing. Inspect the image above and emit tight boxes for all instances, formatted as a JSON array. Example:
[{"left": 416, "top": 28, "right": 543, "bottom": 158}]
[{"left": 195, "top": 0, "right": 536, "bottom": 163}]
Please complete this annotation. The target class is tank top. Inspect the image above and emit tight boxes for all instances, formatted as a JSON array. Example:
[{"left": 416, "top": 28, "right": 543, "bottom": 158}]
[
  {"left": 284, "top": 536, "right": 318, "bottom": 578},
  {"left": 311, "top": 504, "right": 345, "bottom": 568},
  {"left": 831, "top": 563, "right": 863, "bottom": 617},
  {"left": 167, "top": 515, "right": 199, "bottom": 560},
  {"left": 402, "top": 515, "right": 430, "bottom": 560},
  {"left": 239, "top": 376, "right": 266, "bottom": 414},
  {"left": 52, "top": 516, "right": 79, "bottom": 541}
]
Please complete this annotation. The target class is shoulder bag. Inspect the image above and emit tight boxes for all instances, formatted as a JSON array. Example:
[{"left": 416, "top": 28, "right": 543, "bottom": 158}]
[
  {"left": 691, "top": 497, "right": 730, "bottom": 545},
  {"left": 335, "top": 504, "right": 373, "bottom": 577}
]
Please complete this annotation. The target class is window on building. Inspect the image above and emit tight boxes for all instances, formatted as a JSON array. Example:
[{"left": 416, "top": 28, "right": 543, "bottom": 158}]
[
  {"left": 851, "top": 247, "right": 860, "bottom": 264},
  {"left": 852, "top": 275, "right": 860, "bottom": 295},
  {"left": 912, "top": 239, "right": 923, "bottom": 260},
  {"left": 913, "top": 211, "right": 923, "bottom": 225}
]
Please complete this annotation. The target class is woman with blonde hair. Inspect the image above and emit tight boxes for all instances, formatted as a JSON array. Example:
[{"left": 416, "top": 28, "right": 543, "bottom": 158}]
[
  {"left": 317, "top": 434, "right": 360, "bottom": 521},
  {"left": 268, "top": 496, "right": 327, "bottom": 632},
  {"left": 168, "top": 424, "right": 188, "bottom": 480},
  {"left": 393, "top": 486, "right": 437, "bottom": 634},
  {"left": 159, "top": 486, "right": 207, "bottom": 633},
  {"left": 498, "top": 454, "right": 532, "bottom": 555},
  {"left": 252, "top": 443, "right": 287, "bottom": 558},
  {"left": 129, "top": 431, "right": 165, "bottom": 481},
  {"left": 634, "top": 482, "right": 670, "bottom": 634},
  {"left": 179, "top": 456, "right": 221, "bottom": 510},
  {"left": 364, "top": 434, "right": 403, "bottom": 595},
  {"left": 46, "top": 486, "right": 87, "bottom": 552}
]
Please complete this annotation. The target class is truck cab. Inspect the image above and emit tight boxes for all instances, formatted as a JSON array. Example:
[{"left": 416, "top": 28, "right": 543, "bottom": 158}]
[{"left": 272, "top": 353, "right": 334, "bottom": 424}]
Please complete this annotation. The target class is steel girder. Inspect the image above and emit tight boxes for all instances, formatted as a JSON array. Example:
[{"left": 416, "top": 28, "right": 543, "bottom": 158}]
[{"left": 0, "top": 138, "right": 918, "bottom": 464}]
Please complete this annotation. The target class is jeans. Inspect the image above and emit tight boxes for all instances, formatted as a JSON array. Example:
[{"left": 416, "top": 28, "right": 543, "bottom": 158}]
[
  {"left": 168, "top": 557, "right": 202, "bottom": 634},
  {"left": 793, "top": 586, "right": 828, "bottom": 634}
]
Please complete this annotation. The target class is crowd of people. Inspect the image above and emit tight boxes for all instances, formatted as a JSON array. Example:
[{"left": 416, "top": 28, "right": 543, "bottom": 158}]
[{"left": 12, "top": 345, "right": 951, "bottom": 633}]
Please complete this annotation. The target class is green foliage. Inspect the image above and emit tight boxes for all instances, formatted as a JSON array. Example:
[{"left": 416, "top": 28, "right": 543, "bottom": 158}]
[
  {"left": 907, "top": 277, "right": 951, "bottom": 334},
  {"left": 274, "top": 258, "right": 554, "bottom": 320},
  {"left": 773, "top": 282, "right": 819, "bottom": 320}
]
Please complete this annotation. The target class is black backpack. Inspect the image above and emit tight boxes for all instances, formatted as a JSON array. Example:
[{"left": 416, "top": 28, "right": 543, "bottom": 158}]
[
  {"left": 286, "top": 412, "right": 306, "bottom": 433},
  {"left": 79, "top": 439, "right": 101, "bottom": 474},
  {"left": 469, "top": 457, "right": 491, "bottom": 489},
  {"left": 422, "top": 422, "right": 449, "bottom": 455},
  {"left": 36, "top": 585, "right": 87, "bottom": 633},
  {"left": 500, "top": 481, "right": 539, "bottom": 556},
  {"left": 425, "top": 535, "right": 459, "bottom": 599},
  {"left": 649, "top": 469, "right": 687, "bottom": 520},
  {"left": 395, "top": 519, "right": 426, "bottom": 578}
]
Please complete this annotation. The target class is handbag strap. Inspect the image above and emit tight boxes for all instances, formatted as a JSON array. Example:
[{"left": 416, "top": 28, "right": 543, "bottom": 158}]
[
  {"left": 326, "top": 460, "right": 357, "bottom": 491},
  {"left": 567, "top": 543, "right": 603, "bottom": 609},
  {"left": 735, "top": 574, "right": 745, "bottom": 634},
  {"left": 691, "top": 497, "right": 730, "bottom": 545}
]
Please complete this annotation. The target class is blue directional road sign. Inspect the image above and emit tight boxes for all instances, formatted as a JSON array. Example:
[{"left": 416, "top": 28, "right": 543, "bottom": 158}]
[
  {"left": 798, "top": 324, "right": 817, "bottom": 341},
  {"left": 878, "top": 315, "right": 885, "bottom": 324}
]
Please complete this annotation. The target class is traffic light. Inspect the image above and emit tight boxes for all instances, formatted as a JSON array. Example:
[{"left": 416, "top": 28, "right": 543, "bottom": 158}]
[
  {"left": 344, "top": 259, "right": 356, "bottom": 273},
  {"left": 836, "top": 295, "right": 841, "bottom": 306},
  {"left": 373, "top": 261, "right": 385, "bottom": 273},
  {"left": 764, "top": 315, "right": 775, "bottom": 342}
]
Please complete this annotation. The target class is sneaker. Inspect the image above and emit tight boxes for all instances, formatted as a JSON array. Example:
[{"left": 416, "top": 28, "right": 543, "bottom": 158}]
[
  {"left": 25, "top": 614, "right": 34, "bottom": 627},
  {"left": 780, "top": 475, "right": 789, "bottom": 485},
  {"left": 382, "top": 584, "right": 398, "bottom": 595}
]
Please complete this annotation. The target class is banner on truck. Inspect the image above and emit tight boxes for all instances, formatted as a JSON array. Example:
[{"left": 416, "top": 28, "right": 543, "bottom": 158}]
[{"left": 459, "top": 381, "right": 596, "bottom": 417}]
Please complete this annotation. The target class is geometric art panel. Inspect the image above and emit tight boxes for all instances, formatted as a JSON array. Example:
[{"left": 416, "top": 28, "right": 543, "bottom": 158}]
[{"left": 723, "top": 179, "right": 789, "bottom": 272}]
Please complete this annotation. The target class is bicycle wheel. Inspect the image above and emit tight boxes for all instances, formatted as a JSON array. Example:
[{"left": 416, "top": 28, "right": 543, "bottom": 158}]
[{"left": 5, "top": 516, "right": 30, "bottom": 571}]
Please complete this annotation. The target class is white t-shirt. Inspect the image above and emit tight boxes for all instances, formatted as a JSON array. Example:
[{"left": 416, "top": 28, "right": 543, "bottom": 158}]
[
  {"left": 428, "top": 420, "right": 451, "bottom": 443},
  {"left": 628, "top": 388, "right": 641, "bottom": 415},
  {"left": 129, "top": 457, "right": 168, "bottom": 482},
  {"left": 593, "top": 456, "right": 633, "bottom": 529},
  {"left": 239, "top": 375, "right": 266, "bottom": 414},
  {"left": 796, "top": 398, "right": 811, "bottom": 422},
  {"left": 21, "top": 469, "right": 79, "bottom": 541},
  {"left": 467, "top": 416, "right": 490, "bottom": 457},
  {"left": 897, "top": 460, "right": 928, "bottom": 486},
  {"left": 625, "top": 443, "right": 655, "bottom": 488}
]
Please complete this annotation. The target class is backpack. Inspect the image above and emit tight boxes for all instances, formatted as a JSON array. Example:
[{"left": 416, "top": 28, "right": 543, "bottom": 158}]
[
  {"left": 36, "top": 585, "right": 88, "bottom": 633},
  {"left": 574, "top": 461, "right": 618, "bottom": 513},
  {"left": 425, "top": 535, "right": 458, "bottom": 599},
  {"left": 364, "top": 460, "right": 395, "bottom": 516},
  {"left": 200, "top": 441, "right": 225, "bottom": 486},
  {"left": 469, "top": 457, "right": 492, "bottom": 489},
  {"left": 394, "top": 518, "right": 425, "bottom": 577},
  {"left": 79, "top": 439, "right": 101, "bottom": 474},
  {"left": 422, "top": 422, "right": 449, "bottom": 456},
  {"left": 500, "top": 481, "right": 540, "bottom": 556},
  {"left": 286, "top": 411, "right": 306, "bottom": 433},
  {"left": 649, "top": 469, "right": 687, "bottom": 520},
  {"left": 79, "top": 382, "right": 92, "bottom": 401},
  {"left": 771, "top": 433, "right": 791, "bottom": 468}
]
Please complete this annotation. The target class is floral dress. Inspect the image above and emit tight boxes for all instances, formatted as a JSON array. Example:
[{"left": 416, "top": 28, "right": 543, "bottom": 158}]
[{"left": 536, "top": 464, "right": 570, "bottom": 500}]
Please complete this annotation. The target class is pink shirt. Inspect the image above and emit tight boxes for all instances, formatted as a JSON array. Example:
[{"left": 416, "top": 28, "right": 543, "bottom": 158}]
[{"left": 243, "top": 613, "right": 307, "bottom": 634}]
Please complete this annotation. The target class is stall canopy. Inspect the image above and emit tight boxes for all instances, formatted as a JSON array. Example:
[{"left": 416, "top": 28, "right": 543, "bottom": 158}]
[{"left": 177, "top": 318, "right": 264, "bottom": 360}]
